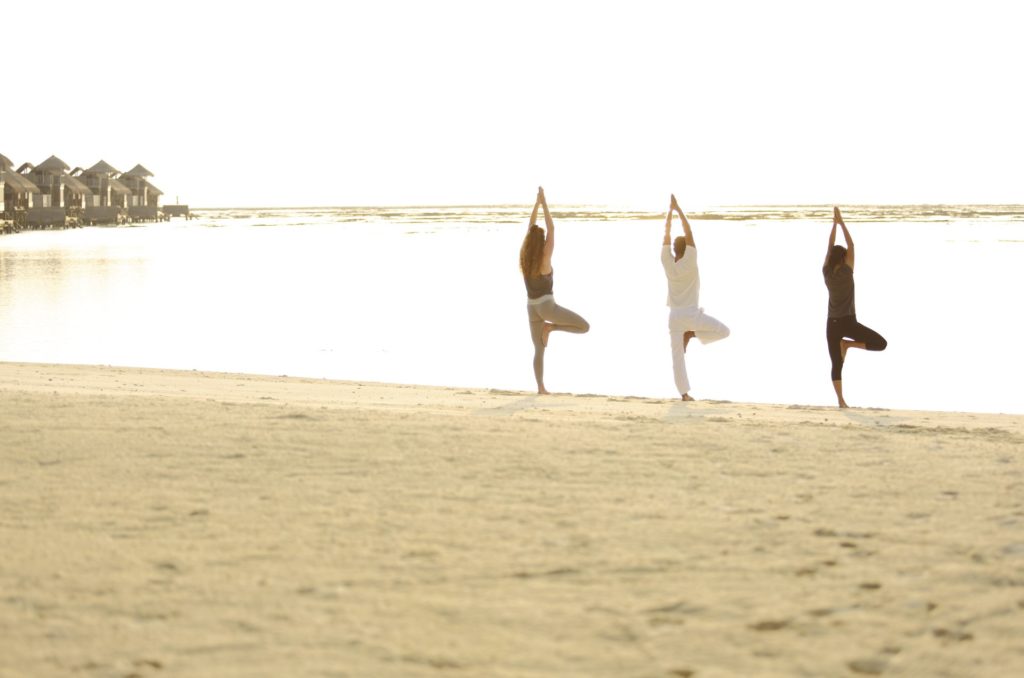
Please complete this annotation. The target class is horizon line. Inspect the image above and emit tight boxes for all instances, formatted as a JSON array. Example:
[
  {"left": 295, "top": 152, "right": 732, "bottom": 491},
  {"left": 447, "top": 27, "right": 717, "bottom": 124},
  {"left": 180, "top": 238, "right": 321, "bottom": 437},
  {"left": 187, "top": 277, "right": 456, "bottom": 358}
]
[{"left": 185, "top": 202, "right": 1024, "bottom": 211}]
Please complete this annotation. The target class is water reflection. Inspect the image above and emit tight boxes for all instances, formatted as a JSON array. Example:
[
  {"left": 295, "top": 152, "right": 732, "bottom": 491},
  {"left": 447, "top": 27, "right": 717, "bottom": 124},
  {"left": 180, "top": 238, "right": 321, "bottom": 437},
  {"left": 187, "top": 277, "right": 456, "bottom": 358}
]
[{"left": 1, "top": 211, "right": 1021, "bottom": 414}]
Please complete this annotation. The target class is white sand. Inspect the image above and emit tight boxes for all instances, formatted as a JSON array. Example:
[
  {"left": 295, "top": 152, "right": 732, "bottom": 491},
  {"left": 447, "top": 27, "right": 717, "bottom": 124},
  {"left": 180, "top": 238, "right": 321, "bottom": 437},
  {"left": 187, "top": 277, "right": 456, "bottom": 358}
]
[{"left": 1, "top": 362, "right": 1023, "bottom": 677}]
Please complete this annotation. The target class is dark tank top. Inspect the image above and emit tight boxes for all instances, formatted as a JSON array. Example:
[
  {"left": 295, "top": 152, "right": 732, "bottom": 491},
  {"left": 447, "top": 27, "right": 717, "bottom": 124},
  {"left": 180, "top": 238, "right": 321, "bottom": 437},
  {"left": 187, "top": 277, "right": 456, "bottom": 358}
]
[
  {"left": 524, "top": 270, "right": 553, "bottom": 299},
  {"left": 823, "top": 264, "right": 856, "bottom": 318}
]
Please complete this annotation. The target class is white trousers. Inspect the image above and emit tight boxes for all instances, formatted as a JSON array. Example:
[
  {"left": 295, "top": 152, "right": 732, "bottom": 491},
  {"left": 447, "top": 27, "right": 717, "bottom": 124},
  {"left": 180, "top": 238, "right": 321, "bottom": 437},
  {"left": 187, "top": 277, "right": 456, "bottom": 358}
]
[{"left": 668, "top": 306, "right": 730, "bottom": 396}]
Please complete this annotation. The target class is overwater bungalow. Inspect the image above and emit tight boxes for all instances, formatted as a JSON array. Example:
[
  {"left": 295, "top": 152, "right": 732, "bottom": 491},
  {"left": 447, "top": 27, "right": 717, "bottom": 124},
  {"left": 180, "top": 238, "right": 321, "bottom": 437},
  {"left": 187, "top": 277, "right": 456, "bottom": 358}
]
[
  {"left": 76, "top": 160, "right": 131, "bottom": 225},
  {"left": 63, "top": 173, "right": 92, "bottom": 223},
  {"left": 3, "top": 154, "right": 171, "bottom": 233},
  {"left": 16, "top": 155, "right": 93, "bottom": 228},
  {"left": 1, "top": 152, "right": 42, "bottom": 232},
  {"left": 1, "top": 152, "right": 15, "bottom": 222},
  {"left": 121, "top": 164, "right": 163, "bottom": 221}
]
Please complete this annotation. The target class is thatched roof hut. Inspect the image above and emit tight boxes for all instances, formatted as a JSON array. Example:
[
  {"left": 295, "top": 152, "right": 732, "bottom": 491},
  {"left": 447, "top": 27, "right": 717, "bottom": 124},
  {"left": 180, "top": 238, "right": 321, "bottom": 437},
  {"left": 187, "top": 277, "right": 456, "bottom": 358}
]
[
  {"left": 114, "top": 164, "right": 163, "bottom": 219},
  {"left": 86, "top": 160, "right": 120, "bottom": 176},
  {"left": 35, "top": 155, "right": 71, "bottom": 174},
  {"left": 63, "top": 175, "right": 93, "bottom": 196},
  {"left": 0, "top": 153, "right": 13, "bottom": 171},
  {"left": 108, "top": 177, "right": 133, "bottom": 196},
  {"left": 2, "top": 170, "right": 42, "bottom": 194},
  {"left": 124, "top": 164, "right": 154, "bottom": 178}
]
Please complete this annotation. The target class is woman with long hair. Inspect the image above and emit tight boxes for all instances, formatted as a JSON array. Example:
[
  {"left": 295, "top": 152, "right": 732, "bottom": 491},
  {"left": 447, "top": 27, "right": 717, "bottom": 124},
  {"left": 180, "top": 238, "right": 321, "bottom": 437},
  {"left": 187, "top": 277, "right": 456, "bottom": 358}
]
[
  {"left": 824, "top": 206, "right": 887, "bottom": 408},
  {"left": 520, "top": 186, "right": 589, "bottom": 394}
]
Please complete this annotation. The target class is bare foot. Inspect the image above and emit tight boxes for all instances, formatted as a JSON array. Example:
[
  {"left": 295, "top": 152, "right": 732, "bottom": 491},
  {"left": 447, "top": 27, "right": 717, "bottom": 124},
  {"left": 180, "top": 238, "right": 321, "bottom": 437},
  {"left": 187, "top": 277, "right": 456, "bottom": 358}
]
[
  {"left": 838, "top": 400, "right": 849, "bottom": 408},
  {"left": 683, "top": 330, "right": 696, "bottom": 353},
  {"left": 681, "top": 393, "right": 696, "bottom": 401},
  {"left": 538, "top": 387, "right": 550, "bottom": 395},
  {"left": 840, "top": 339, "right": 854, "bottom": 362},
  {"left": 542, "top": 323, "right": 554, "bottom": 347}
]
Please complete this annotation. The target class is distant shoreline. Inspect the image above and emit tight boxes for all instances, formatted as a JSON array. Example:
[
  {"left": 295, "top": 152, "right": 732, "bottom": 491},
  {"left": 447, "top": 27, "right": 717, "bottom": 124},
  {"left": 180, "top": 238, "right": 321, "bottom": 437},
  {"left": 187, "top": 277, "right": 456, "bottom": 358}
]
[
  {"left": 192, "top": 202, "right": 1024, "bottom": 210},
  {"left": 170, "top": 203, "right": 1024, "bottom": 225}
]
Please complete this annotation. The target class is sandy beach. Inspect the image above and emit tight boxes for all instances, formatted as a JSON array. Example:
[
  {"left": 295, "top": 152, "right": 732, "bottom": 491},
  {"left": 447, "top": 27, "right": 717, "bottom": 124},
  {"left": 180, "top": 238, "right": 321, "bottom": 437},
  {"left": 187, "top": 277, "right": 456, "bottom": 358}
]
[{"left": 1, "top": 362, "right": 1022, "bottom": 677}]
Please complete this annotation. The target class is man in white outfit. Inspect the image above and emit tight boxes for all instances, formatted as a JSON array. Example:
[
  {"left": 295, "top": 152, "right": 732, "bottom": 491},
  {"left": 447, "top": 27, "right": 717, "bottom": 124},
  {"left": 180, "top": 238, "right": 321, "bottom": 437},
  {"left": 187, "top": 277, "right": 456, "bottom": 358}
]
[{"left": 662, "top": 194, "right": 730, "bottom": 401}]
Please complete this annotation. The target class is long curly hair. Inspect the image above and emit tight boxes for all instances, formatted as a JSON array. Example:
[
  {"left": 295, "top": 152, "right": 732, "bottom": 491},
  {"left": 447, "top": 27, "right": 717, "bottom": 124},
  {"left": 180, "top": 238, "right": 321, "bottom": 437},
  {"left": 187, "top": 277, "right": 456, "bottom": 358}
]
[{"left": 519, "top": 224, "right": 546, "bottom": 276}]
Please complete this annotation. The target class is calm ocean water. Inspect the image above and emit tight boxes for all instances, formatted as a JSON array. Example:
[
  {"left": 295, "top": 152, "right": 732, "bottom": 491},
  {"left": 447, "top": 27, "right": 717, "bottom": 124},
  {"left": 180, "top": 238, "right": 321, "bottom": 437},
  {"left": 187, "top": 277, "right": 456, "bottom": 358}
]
[{"left": 1, "top": 205, "right": 1022, "bottom": 414}]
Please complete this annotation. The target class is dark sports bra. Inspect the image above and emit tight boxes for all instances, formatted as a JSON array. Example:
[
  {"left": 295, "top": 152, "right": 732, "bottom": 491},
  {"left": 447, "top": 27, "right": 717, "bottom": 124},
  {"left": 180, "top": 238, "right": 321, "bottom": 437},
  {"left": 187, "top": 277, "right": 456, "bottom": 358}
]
[{"left": 524, "top": 270, "right": 553, "bottom": 299}]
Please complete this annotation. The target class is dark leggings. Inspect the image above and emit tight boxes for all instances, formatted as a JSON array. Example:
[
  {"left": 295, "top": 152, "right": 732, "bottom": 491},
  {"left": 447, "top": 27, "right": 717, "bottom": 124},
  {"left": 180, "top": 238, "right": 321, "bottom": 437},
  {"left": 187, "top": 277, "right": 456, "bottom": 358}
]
[{"left": 827, "top": 315, "right": 887, "bottom": 381}]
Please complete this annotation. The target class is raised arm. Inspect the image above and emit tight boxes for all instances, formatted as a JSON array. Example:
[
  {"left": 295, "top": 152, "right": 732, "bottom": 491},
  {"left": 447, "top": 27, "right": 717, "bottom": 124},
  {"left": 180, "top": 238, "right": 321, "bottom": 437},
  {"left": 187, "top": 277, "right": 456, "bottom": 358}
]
[
  {"left": 539, "top": 187, "right": 554, "bottom": 269},
  {"left": 527, "top": 189, "right": 541, "bottom": 232},
  {"left": 835, "top": 206, "right": 854, "bottom": 270},
  {"left": 825, "top": 209, "right": 838, "bottom": 269},
  {"left": 672, "top": 194, "right": 695, "bottom": 248},
  {"left": 663, "top": 196, "right": 673, "bottom": 246}
]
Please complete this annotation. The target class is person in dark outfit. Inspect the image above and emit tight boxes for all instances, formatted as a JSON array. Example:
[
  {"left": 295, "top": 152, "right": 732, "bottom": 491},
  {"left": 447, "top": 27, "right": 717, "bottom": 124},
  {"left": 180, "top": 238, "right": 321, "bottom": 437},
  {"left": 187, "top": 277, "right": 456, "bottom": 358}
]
[
  {"left": 824, "top": 206, "right": 887, "bottom": 408},
  {"left": 520, "top": 187, "right": 589, "bottom": 394}
]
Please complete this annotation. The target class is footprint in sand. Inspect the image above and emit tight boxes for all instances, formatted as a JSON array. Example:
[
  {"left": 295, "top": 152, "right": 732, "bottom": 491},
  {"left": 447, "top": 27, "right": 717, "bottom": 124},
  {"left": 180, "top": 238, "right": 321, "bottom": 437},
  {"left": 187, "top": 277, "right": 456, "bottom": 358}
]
[
  {"left": 134, "top": 658, "right": 164, "bottom": 670},
  {"left": 933, "top": 627, "right": 973, "bottom": 642},
  {"left": 645, "top": 601, "right": 703, "bottom": 627},
  {"left": 848, "top": 657, "right": 887, "bottom": 675}
]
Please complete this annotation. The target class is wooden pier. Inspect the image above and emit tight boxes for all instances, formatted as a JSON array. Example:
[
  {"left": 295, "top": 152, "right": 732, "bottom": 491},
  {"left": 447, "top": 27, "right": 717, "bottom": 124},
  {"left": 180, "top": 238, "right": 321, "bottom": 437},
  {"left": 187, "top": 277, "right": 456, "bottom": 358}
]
[{"left": 163, "top": 204, "right": 191, "bottom": 219}]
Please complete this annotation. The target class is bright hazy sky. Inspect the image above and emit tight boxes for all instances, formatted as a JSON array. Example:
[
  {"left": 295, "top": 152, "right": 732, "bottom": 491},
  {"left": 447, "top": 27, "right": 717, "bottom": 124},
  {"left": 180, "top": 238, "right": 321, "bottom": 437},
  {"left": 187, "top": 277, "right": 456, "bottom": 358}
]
[{"left": 4, "top": 0, "right": 1022, "bottom": 208}]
